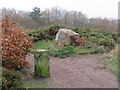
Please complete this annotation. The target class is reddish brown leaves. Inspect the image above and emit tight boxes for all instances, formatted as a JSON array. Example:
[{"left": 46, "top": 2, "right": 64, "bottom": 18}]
[
  {"left": 75, "top": 37, "right": 88, "bottom": 46},
  {"left": 2, "top": 16, "right": 33, "bottom": 70}
]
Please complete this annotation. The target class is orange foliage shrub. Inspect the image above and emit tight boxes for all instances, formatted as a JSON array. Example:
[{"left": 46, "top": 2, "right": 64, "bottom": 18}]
[
  {"left": 2, "top": 16, "right": 33, "bottom": 70},
  {"left": 75, "top": 37, "right": 88, "bottom": 46}
]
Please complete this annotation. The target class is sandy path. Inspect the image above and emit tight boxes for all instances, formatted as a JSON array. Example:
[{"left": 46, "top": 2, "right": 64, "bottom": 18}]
[{"left": 26, "top": 54, "right": 118, "bottom": 88}]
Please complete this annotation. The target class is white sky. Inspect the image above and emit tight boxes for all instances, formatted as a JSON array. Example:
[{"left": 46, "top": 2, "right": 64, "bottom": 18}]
[{"left": 0, "top": 0, "right": 119, "bottom": 19}]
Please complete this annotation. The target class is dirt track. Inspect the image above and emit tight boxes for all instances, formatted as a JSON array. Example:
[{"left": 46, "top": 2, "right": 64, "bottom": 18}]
[{"left": 26, "top": 54, "right": 118, "bottom": 88}]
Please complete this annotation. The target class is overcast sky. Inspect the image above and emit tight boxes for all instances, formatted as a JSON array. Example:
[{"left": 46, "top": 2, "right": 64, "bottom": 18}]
[{"left": 0, "top": 0, "right": 119, "bottom": 19}]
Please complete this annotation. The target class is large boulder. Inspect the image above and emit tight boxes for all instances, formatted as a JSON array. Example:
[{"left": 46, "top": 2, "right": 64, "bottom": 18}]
[{"left": 55, "top": 29, "right": 80, "bottom": 46}]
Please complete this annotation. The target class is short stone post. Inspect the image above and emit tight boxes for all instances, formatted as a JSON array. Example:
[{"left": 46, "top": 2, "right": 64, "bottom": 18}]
[{"left": 34, "top": 49, "right": 50, "bottom": 78}]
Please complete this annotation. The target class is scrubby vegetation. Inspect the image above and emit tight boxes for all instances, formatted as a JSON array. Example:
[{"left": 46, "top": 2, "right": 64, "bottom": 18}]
[
  {"left": 2, "top": 67, "right": 24, "bottom": 89},
  {"left": 35, "top": 40, "right": 92, "bottom": 58},
  {"left": 1, "top": 7, "right": 119, "bottom": 88},
  {"left": 50, "top": 46, "right": 75, "bottom": 58},
  {"left": 72, "top": 27, "right": 119, "bottom": 53},
  {"left": 104, "top": 46, "right": 119, "bottom": 79},
  {"left": 28, "top": 24, "right": 119, "bottom": 58},
  {"left": 27, "top": 24, "right": 60, "bottom": 42}
]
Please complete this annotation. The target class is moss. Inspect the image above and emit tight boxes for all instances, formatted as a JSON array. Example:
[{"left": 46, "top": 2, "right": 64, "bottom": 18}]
[{"left": 34, "top": 51, "right": 50, "bottom": 77}]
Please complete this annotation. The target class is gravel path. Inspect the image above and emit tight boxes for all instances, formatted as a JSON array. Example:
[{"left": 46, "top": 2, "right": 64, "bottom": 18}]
[{"left": 26, "top": 54, "right": 118, "bottom": 88}]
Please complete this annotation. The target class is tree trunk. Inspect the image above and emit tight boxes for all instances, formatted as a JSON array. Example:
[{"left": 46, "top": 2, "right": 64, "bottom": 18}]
[{"left": 34, "top": 49, "right": 50, "bottom": 78}]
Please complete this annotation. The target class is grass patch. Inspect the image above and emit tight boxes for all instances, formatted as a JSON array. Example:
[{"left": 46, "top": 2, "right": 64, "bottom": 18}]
[
  {"left": 25, "top": 80, "right": 47, "bottom": 88},
  {"left": 73, "top": 46, "right": 94, "bottom": 54},
  {"left": 35, "top": 40, "right": 57, "bottom": 50},
  {"left": 104, "top": 57, "right": 119, "bottom": 79},
  {"left": 26, "top": 81, "right": 47, "bottom": 88},
  {"left": 104, "top": 46, "right": 119, "bottom": 79},
  {"left": 34, "top": 40, "right": 99, "bottom": 58},
  {"left": 49, "top": 46, "right": 75, "bottom": 58}
]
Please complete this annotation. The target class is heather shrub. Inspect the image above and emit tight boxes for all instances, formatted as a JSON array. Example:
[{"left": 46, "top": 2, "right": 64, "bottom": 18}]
[
  {"left": 49, "top": 46, "right": 74, "bottom": 58},
  {"left": 2, "top": 67, "right": 24, "bottom": 89},
  {"left": 111, "top": 32, "right": 120, "bottom": 43},
  {"left": 27, "top": 24, "right": 60, "bottom": 42},
  {"left": 2, "top": 16, "right": 33, "bottom": 70},
  {"left": 72, "top": 28, "right": 117, "bottom": 53}
]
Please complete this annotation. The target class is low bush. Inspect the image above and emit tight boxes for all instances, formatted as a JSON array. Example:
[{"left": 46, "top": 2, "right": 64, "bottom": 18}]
[
  {"left": 27, "top": 24, "right": 60, "bottom": 42},
  {"left": 111, "top": 32, "right": 120, "bottom": 43},
  {"left": 2, "top": 67, "right": 24, "bottom": 89},
  {"left": 104, "top": 58, "right": 119, "bottom": 79},
  {"left": 50, "top": 46, "right": 74, "bottom": 58},
  {"left": 72, "top": 28, "right": 117, "bottom": 53},
  {"left": 90, "top": 46, "right": 106, "bottom": 54},
  {"left": 31, "top": 26, "right": 119, "bottom": 55},
  {"left": 104, "top": 46, "right": 119, "bottom": 79}
]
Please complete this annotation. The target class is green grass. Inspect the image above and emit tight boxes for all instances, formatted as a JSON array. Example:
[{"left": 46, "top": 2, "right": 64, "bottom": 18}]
[
  {"left": 35, "top": 40, "right": 57, "bottom": 50},
  {"left": 24, "top": 80, "right": 47, "bottom": 88},
  {"left": 34, "top": 40, "right": 97, "bottom": 58},
  {"left": 73, "top": 46, "right": 94, "bottom": 54},
  {"left": 29, "top": 81, "right": 46, "bottom": 88},
  {"left": 104, "top": 57, "right": 119, "bottom": 79},
  {"left": 103, "top": 46, "right": 119, "bottom": 79}
]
